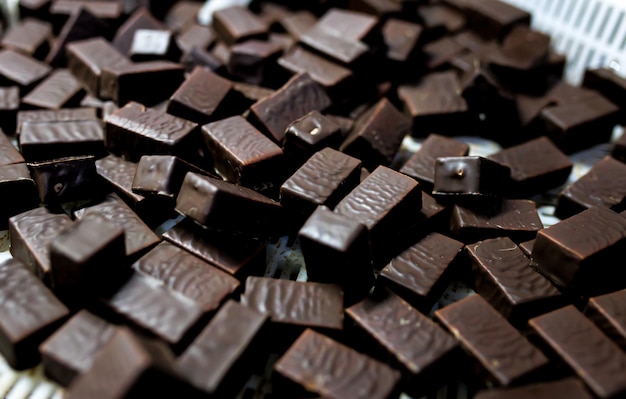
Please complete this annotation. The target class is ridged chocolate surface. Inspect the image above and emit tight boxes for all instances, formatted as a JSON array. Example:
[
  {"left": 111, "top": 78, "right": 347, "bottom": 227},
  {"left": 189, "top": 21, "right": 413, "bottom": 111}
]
[
  {"left": 274, "top": 329, "right": 401, "bottom": 399},
  {"left": 241, "top": 276, "right": 343, "bottom": 329},
  {"left": 435, "top": 294, "right": 548, "bottom": 386},
  {"left": 95, "top": 154, "right": 144, "bottom": 204},
  {"left": 170, "top": 67, "right": 232, "bottom": 115},
  {"left": 300, "top": 25, "right": 368, "bottom": 64},
  {"left": 106, "top": 273, "right": 203, "bottom": 345},
  {"left": 20, "top": 119, "right": 104, "bottom": 145},
  {"left": 347, "top": 291, "right": 457, "bottom": 373},
  {"left": 177, "top": 300, "right": 267, "bottom": 393},
  {"left": 278, "top": 46, "right": 352, "bottom": 88},
  {"left": 22, "top": 69, "right": 83, "bottom": 110},
  {"left": 16, "top": 107, "right": 97, "bottom": 134},
  {"left": 530, "top": 306, "right": 626, "bottom": 398},
  {"left": 400, "top": 134, "right": 469, "bottom": 186},
  {"left": 0, "top": 18, "right": 51, "bottom": 56},
  {"left": 0, "top": 163, "right": 31, "bottom": 182},
  {"left": 212, "top": 6, "right": 267, "bottom": 45},
  {"left": 380, "top": 232, "right": 464, "bottom": 297},
  {"left": 0, "top": 49, "right": 50, "bottom": 86},
  {"left": 0, "top": 85, "right": 19, "bottom": 109},
  {"left": 132, "top": 242, "right": 239, "bottom": 312}
]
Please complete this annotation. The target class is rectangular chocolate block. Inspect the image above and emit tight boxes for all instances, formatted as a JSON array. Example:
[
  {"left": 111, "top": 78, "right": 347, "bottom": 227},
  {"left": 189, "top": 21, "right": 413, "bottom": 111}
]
[
  {"left": 433, "top": 156, "right": 511, "bottom": 201},
  {"left": 530, "top": 305, "right": 626, "bottom": 399},
  {"left": 0, "top": 258, "right": 69, "bottom": 370},
  {"left": 463, "top": 0, "right": 531, "bottom": 39},
  {"left": 16, "top": 107, "right": 98, "bottom": 135},
  {"left": 227, "top": 39, "right": 284, "bottom": 87},
  {"left": 299, "top": 24, "right": 369, "bottom": 66},
  {"left": 9, "top": 206, "right": 74, "bottom": 280},
  {"left": 0, "top": 130, "right": 24, "bottom": 166},
  {"left": 212, "top": 5, "right": 268, "bottom": 45},
  {"left": 435, "top": 294, "right": 548, "bottom": 386},
  {"left": 0, "top": 49, "right": 51, "bottom": 93},
  {"left": 39, "top": 310, "right": 115, "bottom": 387},
  {"left": 0, "top": 86, "right": 19, "bottom": 135},
  {"left": 0, "top": 18, "right": 52, "bottom": 60},
  {"left": 583, "top": 67, "right": 626, "bottom": 123},
  {"left": 104, "top": 101, "right": 199, "bottom": 162},
  {"left": 22, "top": 69, "right": 85, "bottom": 110},
  {"left": 282, "top": 111, "right": 343, "bottom": 161},
  {"left": 274, "top": 329, "right": 401, "bottom": 399},
  {"left": 0, "top": 163, "right": 39, "bottom": 229},
  {"left": 177, "top": 300, "right": 268, "bottom": 397},
  {"left": 475, "top": 378, "right": 593, "bottom": 399},
  {"left": 585, "top": 289, "right": 626, "bottom": 350},
  {"left": 112, "top": 7, "right": 167, "bottom": 56},
  {"left": 95, "top": 154, "right": 145, "bottom": 208},
  {"left": 132, "top": 154, "right": 208, "bottom": 200},
  {"left": 132, "top": 242, "right": 239, "bottom": 313}
]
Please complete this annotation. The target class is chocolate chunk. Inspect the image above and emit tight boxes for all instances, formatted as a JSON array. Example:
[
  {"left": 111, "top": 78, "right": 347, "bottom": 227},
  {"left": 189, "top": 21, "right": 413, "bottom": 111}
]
[
  {"left": 475, "top": 378, "right": 593, "bottom": 399},
  {"left": 0, "top": 49, "right": 51, "bottom": 93},
  {"left": 555, "top": 156, "right": 626, "bottom": 219},
  {"left": 379, "top": 232, "right": 464, "bottom": 313},
  {"left": 175, "top": 172, "right": 283, "bottom": 239},
  {"left": 282, "top": 111, "right": 343, "bottom": 161},
  {"left": 340, "top": 98, "right": 411, "bottom": 170},
  {"left": 19, "top": 119, "right": 105, "bottom": 162},
  {"left": 583, "top": 67, "right": 626, "bottom": 123},
  {"left": 463, "top": 0, "right": 531, "bottom": 40},
  {"left": 50, "top": 0, "right": 123, "bottom": 25},
  {"left": 399, "top": 134, "right": 470, "bottom": 192},
  {"left": 530, "top": 305, "right": 626, "bottom": 398},
  {"left": 16, "top": 107, "right": 98, "bottom": 136},
  {"left": 418, "top": 4, "right": 466, "bottom": 38},
  {"left": 132, "top": 242, "right": 239, "bottom": 313},
  {"left": 346, "top": 289, "right": 459, "bottom": 396},
  {"left": 249, "top": 72, "right": 331, "bottom": 143},
  {"left": 212, "top": 6, "right": 268, "bottom": 46},
  {"left": 175, "top": 24, "right": 215, "bottom": 55},
  {"left": 487, "top": 136, "right": 573, "bottom": 198},
  {"left": 164, "top": 1, "right": 202, "bottom": 33},
  {"left": 95, "top": 154, "right": 145, "bottom": 208},
  {"left": 22, "top": 69, "right": 85, "bottom": 110},
  {"left": 0, "top": 258, "right": 69, "bottom": 370},
  {"left": 585, "top": 289, "right": 626, "bottom": 350},
  {"left": 274, "top": 329, "right": 401, "bottom": 399},
  {"left": 228, "top": 39, "right": 284, "bottom": 86},
  {"left": 433, "top": 156, "right": 511, "bottom": 202},
  {"left": 382, "top": 18, "right": 422, "bottom": 64},
  {"left": 348, "top": 0, "right": 402, "bottom": 17},
  {"left": 104, "top": 101, "right": 198, "bottom": 162},
  {"left": 0, "top": 163, "right": 39, "bottom": 229},
  {"left": 0, "top": 18, "right": 52, "bottom": 60},
  {"left": 0, "top": 86, "right": 19, "bottom": 135},
  {"left": 112, "top": 7, "right": 166, "bottom": 56},
  {"left": 180, "top": 46, "right": 225, "bottom": 74},
  {"left": 279, "top": 10, "right": 317, "bottom": 41},
  {"left": 467, "top": 236, "right": 563, "bottom": 326},
  {"left": 129, "top": 29, "right": 182, "bottom": 62},
  {"left": 299, "top": 24, "right": 369, "bottom": 66},
  {"left": 435, "top": 294, "right": 548, "bottom": 386},
  {"left": 39, "top": 310, "right": 115, "bottom": 387},
  {"left": 0, "top": 130, "right": 24, "bottom": 166},
  {"left": 532, "top": 206, "right": 626, "bottom": 296},
  {"left": 177, "top": 300, "right": 268, "bottom": 396},
  {"left": 9, "top": 206, "right": 74, "bottom": 280},
  {"left": 74, "top": 193, "right": 160, "bottom": 261},
  {"left": 167, "top": 66, "right": 234, "bottom": 125},
  {"left": 132, "top": 155, "right": 207, "bottom": 200}
]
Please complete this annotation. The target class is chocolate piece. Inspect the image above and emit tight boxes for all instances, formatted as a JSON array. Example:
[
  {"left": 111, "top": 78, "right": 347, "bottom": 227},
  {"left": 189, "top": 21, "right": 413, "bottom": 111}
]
[
  {"left": 162, "top": 218, "right": 265, "bottom": 277},
  {"left": 227, "top": 39, "right": 283, "bottom": 86},
  {"left": 474, "top": 378, "right": 593, "bottom": 399},
  {"left": 39, "top": 310, "right": 115, "bottom": 387},
  {"left": 0, "top": 163, "right": 39, "bottom": 229},
  {"left": 180, "top": 46, "right": 225, "bottom": 74},
  {"left": 274, "top": 329, "right": 401, "bottom": 399},
  {"left": 0, "top": 86, "right": 19, "bottom": 135},
  {"left": 382, "top": 18, "right": 422, "bottom": 64},
  {"left": 0, "top": 258, "right": 69, "bottom": 370},
  {"left": 132, "top": 155, "right": 206, "bottom": 199},
  {"left": 212, "top": 6, "right": 268, "bottom": 45},
  {"left": 164, "top": 1, "right": 202, "bottom": 33},
  {"left": 340, "top": 98, "right": 411, "bottom": 170},
  {"left": 532, "top": 206, "right": 626, "bottom": 295},
  {"left": 585, "top": 289, "right": 626, "bottom": 350},
  {"left": 463, "top": 0, "right": 531, "bottom": 39},
  {"left": 112, "top": 7, "right": 166, "bottom": 56},
  {"left": 167, "top": 66, "right": 234, "bottom": 125},
  {"left": 433, "top": 156, "right": 511, "bottom": 201},
  {"left": 22, "top": 69, "right": 85, "bottom": 110},
  {"left": 451, "top": 198, "right": 543, "bottom": 243},
  {"left": 100, "top": 61, "right": 185, "bottom": 107},
  {"left": 9, "top": 206, "right": 73, "bottom": 279},
  {"left": 282, "top": 111, "right": 343, "bottom": 160},
  {"left": 346, "top": 289, "right": 458, "bottom": 396},
  {"left": 299, "top": 24, "right": 369, "bottom": 66},
  {"left": 280, "top": 11, "right": 317, "bottom": 41},
  {"left": 249, "top": 72, "right": 331, "bottom": 143},
  {"left": 0, "top": 18, "right": 52, "bottom": 60},
  {"left": 132, "top": 242, "right": 239, "bottom": 312},
  {"left": 102, "top": 272, "right": 204, "bottom": 347},
  {"left": 348, "top": 0, "right": 402, "bottom": 17},
  {"left": 104, "top": 101, "right": 198, "bottom": 162},
  {"left": 66, "top": 37, "right": 131, "bottom": 97},
  {"left": 177, "top": 300, "right": 268, "bottom": 396},
  {"left": 129, "top": 29, "right": 182, "bottom": 62},
  {"left": 175, "top": 172, "right": 283, "bottom": 239},
  {"left": 280, "top": 147, "right": 361, "bottom": 223},
  {"left": 175, "top": 24, "right": 215, "bottom": 55},
  {"left": 379, "top": 232, "right": 464, "bottom": 313},
  {"left": 530, "top": 305, "right": 626, "bottom": 398},
  {"left": 95, "top": 154, "right": 145, "bottom": 208},
  {"left": 0, "top": 130, "right": 24, "bottom": 166},
  {"left": 487, "top": 136, "right": 573, "bottom": 198},
  {"left": 467, "top": 236, "right": 563, "bottom": 326},
  {"left": 583, "top": 67, "right": 626, "bottom": 123},
  {"left": 316, "top": 7, "right": 379, "bottom": 42},
  {"left": 16, "top": 107, "right": 98, "bottom": 136},
  {"left": 399, "top": 134, "right": 470, "bottom": 192},
  {"left": 556, "top": 156, "right": 626, "bottom": 219},
  {"left": 202, "top": 115, "right": 283, "bottom": 190},
  {"left": 422, "top": 36, "right": 466, "bottom": 71},
  {"left": 435, "top": 294, "right": 548, "bottom": 386},
  {"left": 19, "top": 119, "right": 105, "bottom": 162},
  {"left": 0, "top": 49, "right": 51, "bottom": 93}
]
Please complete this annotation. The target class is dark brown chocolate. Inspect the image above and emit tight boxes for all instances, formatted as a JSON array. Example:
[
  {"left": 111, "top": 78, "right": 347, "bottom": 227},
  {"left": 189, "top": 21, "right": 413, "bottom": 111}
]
[
  {"left": 585, "top": 289, "right": 626, "bottom": 350},
  {"left": 175, "top": 24, "right": 215, "bottom": 55},
  {"left": 0, "top": 18, "right": 52, "bottom": 60},
  {"left": 129, "top": 29, "right": 181, "bottom": 62},
  {"left": 21, "top": 69, "right": 85, "bottom": 110},
  {"left": 16, "top": 107, "right": 98, "bottom": 135},
  {"left": 299, "top": 24, "right": 369, "bottom": 66},
  {"left": 282, "top": 111, "right": 343, "bottom": 161},
  {"left": 0, "top": 86, "right": 19, "bottom": 135},
  {"left": 433, "top": 156, "right": 511, "bottom": 201},
  {"left": 95, "top": 154, "right": 145, "bottom": 207},
  {"left": 0, "top": 48, "right": 51, "bottom": 93},
  {"left": 583, "top": 67, "right": 626, "bottom": 123},
  {"left": 112, "top": 7, "right": 166, "bottom": 56},
  {"left": 227, "top": 39, "right": 284, "bottom": 87},
  {"left": 212, "top": 5, "right": 268, "bottom": 45}
]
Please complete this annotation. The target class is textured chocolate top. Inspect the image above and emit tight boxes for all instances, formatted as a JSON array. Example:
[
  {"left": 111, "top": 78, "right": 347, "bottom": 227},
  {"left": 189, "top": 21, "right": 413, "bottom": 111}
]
[
  {"left": 398, "top": 71, "right": 467, "bottom": 117},
  {"left": 22, "top": 69, "right": 84, "bottom": 110},
  {"left": 0, "top": 132, "right": 24, "bottom": 166},
  {"left": 16, "top": 107, "right": 97, "bottom": 134},
  {"left": 274, "top": 329, "right": 401, "bottom": 399},
  {"left": 587, "top": 289, "right": 626, "bottom": 342},
  {"left": 132, "top": 242, "right": 239, "bottom": 312},
  {"left": 347, "top": 290, "right": 457, "bottom": 374},
  {"left": 300, "top": 24, "right": 368, "bottom": 65},
  {"left": 0, "top": 49, "right": 50, "bottom": 87},
  {"left": 530, "top": 305, "right": 626, "bottom": 398},
  {"left": 168, "top": 66, "right": 232, "bottom": 116},
  {"left": 20, "top": 119, "right": 103, "bottom": 145},
  {"left": 435, "top": 294, "right": 548, "bottom": 386},
  {"left": 241, "top": 276, "right": 344, "bottom": 329},
  {"left": 0, "top": 86, "right": 19, "bottom": 110},
  {"left": 277, "top": 46, "right": 352, "bottom": 89},
  {"left": 95, "top": 154, "right": 145, "bottom": 205}
]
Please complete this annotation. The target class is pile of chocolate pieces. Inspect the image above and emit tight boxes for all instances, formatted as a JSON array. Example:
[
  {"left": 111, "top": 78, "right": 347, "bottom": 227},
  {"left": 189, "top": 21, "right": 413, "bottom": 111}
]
[{"left": 1, "top": 0, "right": 626, "bottom": 398}]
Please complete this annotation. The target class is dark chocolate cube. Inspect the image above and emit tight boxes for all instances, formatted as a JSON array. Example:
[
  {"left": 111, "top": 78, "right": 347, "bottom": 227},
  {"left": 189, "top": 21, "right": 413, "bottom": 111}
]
[
  {"left": 0, "top": 130, "right": 24, "bottom": 166},
  {"left": 129, "top": 29, "right": 181, "bottom": 62},
  {"left": 112, "top": 7, "right": 166, "bottom": 56},
  {"left": 583, "top": 67, "right": 626, "bottom": 124},
  {"left": 0, "top": 18, "right": 52, "bottom": 60},
  {"left": 282, "top": 110, "right": 343, "bottom": 161},
  {"left": 433, "top": 156, "right": 511, "bottom": 201},
  {"left": 132, "top": 155, "right": 207, "bottom": 200},
  {"left": 0, "top": 163, "right": 39, "bottom": 229},
  {"left": 0, "top": 86, "right": 19, "bottom": 135},
  {"left": 585, "top": 289, "right": 626, "bottom": 351},
  {"left": 21, "top": 69, "right": 85, "bottom": 111},
  {"left": 0, "top": 49, "right": 51, "bottom": 94},
  {"left": 212, "top": 5, "right": 268, "bottom": 46}
]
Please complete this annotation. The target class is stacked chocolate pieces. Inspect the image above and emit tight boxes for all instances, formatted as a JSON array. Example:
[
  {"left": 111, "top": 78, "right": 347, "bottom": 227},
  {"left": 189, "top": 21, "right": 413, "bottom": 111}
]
[{"left": 0, "top": 0, "right": 626, "bottom": 398}]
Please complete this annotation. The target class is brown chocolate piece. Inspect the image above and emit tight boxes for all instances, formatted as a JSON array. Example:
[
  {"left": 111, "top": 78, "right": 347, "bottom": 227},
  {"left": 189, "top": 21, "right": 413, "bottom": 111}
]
[
  {"left": 433, "top": 156, "right": 511, "bottom": 201},
  {"left": 0, "top": 86, "right": 19, "bottom": 135},
  {"left": 104, "top": 101, "right": 198, "bottom": 162},
  {"left": 212, "top": 5, "right": 268, "bottom": 45},
  {"left": 177, "top": 300, "right": 268, "bottom": 397},
  {"left": 316, "top": 7, "right": 379, "bottom": 42},
  {"left": 16, "top": 107, "right": 98, "bottom": 136},
  {"left": 299, "top": 24, "right": 369, "bottom": 66},
  {"left": 382, "top": 18, "right": 422, "bottom": 64},
  {"left": 164, "top": 1, "right": 202, "bottom": 33},
  {"left": 532, "top": 206, "right": 626, "bottom": 295},
  {"left": 39, "top": 310, "right": 115, "bottom": 387},
  {"left": 399, "top": 134, "right": 470, "bottom": 192},
  {"left": 0, "top": 18, "right": 52, "bottom": 60},
  {"left": 274, "top": 329, "right": 401, "bottom": 399},
  {"left": 112, "top": 7, "right": 166, "bottom": 56},
  {"left": 50, "top": 0, "right": 123, "bottom": 23},
  {"left": 0, "top": 163, "right": 39, "bottom": 229},
  {"left": 249, "top": 72, "right": 331, "bottom": 143},
  {"left": 0, "top": 49, "right": 51, "bottom": 93},
  {"left": 583, "top": 67, "right": 626, "bottom": 123},
  {"left": 487, "top": 136, "right": 573, "bottom": 198},
  {"left": 379, "top": 232, "right": 464, "bottom": 313},
  {"left": 556, "top": 156, "right": 626, "bottom": 220},
  {"left": 22, "top": 69, "right": 85, "bottom": 110},
  {"left": 475, "top": 378, "right": 593, "bottom": 399},
  {"left": 0, "top": 130, "right": 24, "bottom": 166},
  {"left": 530, "top": 305, "right": 626, "bottom": 398},
  {"left": 0, "top": 258, "right": 69, "bottom": 370},
  {"left": 95, "top": 154, "right": 145, "bottom": 208},
  {"left": 585, "top": 289, "right": 626, "bottom": 350},
  {"left": 348, "top": 0, "right": 402, "bottom": 17},
  {"left": 175, "top": 24, "right": 215, "bottom": 54},
  {"left": 279, "top": 11, "right": 317, "bottom": 41},
  {"left": 180, "top": 46, "right": 225, "bottom": 75},
  {"left": 227, "top": 39, "right": 283, "bottom": 86},
  {"left": 132, "top": 242, "right": 239, "bottom": 312},
  {"left": 418, "top": 4, "right": 466, "bottom": 38},
  {"left": 132, "top": 155, "right": 206, "bottom": 199},
  {"left": 340, "top": 98, "right": 411, "bottom": 170},
  {"left": 435, "top": 294, "right": 548, "bottom": 386},
  {"left": 422, "top": 36, "right": 466, "bottom": 71},
  {"left": 129, "top": 29, "right": 181, "bottom": 62},
  {"left": 9, "top": 206, "right": 74, "bottom": 279}
]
